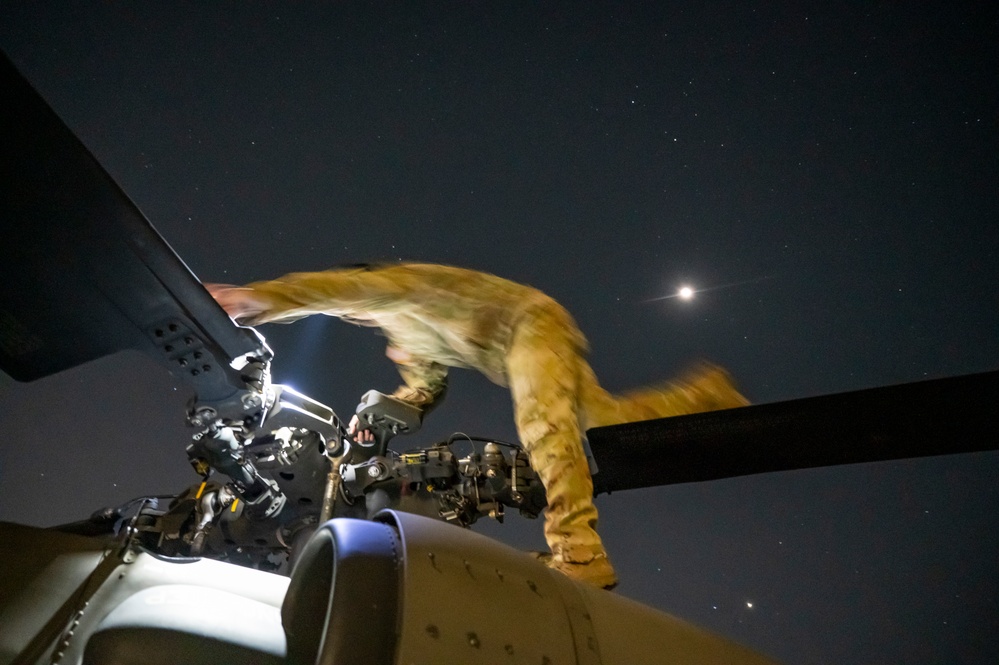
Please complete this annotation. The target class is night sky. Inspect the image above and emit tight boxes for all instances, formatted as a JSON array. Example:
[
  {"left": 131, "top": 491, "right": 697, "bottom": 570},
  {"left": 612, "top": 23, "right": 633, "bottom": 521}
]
[{"left": 1, "top": 3, "right": 997, "bottom": 663}]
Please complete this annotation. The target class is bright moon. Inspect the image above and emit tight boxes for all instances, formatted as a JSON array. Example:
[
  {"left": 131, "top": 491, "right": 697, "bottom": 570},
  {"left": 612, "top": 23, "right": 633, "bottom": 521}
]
[{"left": 678, "top": 286, "right": 695, "bottom": 300}]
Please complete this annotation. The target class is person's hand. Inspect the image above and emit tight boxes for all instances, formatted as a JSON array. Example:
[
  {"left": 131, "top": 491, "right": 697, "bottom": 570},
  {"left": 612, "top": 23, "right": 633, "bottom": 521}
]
[
  {"left": 347, "top": 414, "right": 376, "bottom": 444},
  {"left": 204, "top": 283, "right": 268, "bottom": 322}
]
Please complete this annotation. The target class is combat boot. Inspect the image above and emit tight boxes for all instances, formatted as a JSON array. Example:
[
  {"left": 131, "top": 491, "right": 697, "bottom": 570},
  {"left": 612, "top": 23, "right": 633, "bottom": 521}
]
[{"left": 548, "top": 551, "right": 619, "bottom": 590}]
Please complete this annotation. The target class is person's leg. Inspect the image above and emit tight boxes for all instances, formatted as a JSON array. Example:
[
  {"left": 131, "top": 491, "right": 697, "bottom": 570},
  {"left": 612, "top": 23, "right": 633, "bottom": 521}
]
[
  {"left": 581, "top": 362, "right": 749, "bottom": 429},
  {"left": 506, "top": 315, "right": 618, "bottom": 589}
]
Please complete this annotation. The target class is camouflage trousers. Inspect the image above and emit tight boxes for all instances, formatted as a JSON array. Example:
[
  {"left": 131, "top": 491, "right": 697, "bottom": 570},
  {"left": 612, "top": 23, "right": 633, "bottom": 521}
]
[{"left": 506, "top": 308, "right": 748, "bottom": 587}]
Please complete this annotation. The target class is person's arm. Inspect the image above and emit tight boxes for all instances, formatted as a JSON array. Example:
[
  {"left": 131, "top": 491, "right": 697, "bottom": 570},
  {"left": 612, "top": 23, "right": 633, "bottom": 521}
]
[
  {"left": 391, "top": 358, "right": 449, "bottom": 412},
  {"left": 348, "top": 356, "right": 449, "bottom": 443},
  {"left": 207, "top": 267, "right": 410, "bottom": 325}
]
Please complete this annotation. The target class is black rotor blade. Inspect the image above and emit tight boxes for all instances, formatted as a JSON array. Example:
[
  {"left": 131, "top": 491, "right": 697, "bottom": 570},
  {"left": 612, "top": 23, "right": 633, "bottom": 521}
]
[
  {"left": 588, "top": 370, "right": 999, "bottom": 494},
  {"left": 0, "top": 53, "right": 266, "bottom": 404}
]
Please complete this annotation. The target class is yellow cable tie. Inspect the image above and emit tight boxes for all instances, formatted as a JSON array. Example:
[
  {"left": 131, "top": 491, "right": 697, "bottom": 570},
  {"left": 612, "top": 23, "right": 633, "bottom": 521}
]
[
  {"left": 231, "top": 499, "right": 239, "bottom": 513},
  {"left": 195, "top": 481, "right": 207, "bottom": 500}
]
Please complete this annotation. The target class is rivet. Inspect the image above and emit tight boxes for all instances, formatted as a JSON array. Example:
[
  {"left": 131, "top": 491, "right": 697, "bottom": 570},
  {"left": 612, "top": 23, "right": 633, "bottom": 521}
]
[
  {"left": 425, "top": 625, "right": 439, "bottom": 639},
  {"left": 467, "top": 632, "right": 480, "bottom": 648}
]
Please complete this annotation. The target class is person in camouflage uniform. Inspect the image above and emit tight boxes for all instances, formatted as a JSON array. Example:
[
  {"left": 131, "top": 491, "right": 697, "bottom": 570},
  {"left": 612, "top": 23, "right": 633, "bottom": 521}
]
[{"left": 208, "top": 263, "right": 748, "bottom": 589}]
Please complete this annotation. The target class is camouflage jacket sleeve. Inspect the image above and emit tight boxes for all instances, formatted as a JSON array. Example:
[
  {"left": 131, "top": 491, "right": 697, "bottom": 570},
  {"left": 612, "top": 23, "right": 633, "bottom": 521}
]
[
  {"left": 392, "top": 359, "right": 449, "bottom": 412},
  {"left": 239, "top": 268, "right": 410, "bottom": 325}
]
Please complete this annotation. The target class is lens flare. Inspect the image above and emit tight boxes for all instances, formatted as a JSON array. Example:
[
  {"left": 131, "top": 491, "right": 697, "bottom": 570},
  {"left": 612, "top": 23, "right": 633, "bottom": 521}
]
[{"left": 643, "top": 275, "right": 774, "bottom": 303}]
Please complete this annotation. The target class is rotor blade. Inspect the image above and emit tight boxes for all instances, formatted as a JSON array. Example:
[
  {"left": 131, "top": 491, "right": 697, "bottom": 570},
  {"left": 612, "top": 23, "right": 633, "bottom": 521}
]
[
  {"left": 0, "top": 53, "right": 267, "bottom": 405},
  {"left": 588, "top": 370, "right": 999, "bottom": 494}
]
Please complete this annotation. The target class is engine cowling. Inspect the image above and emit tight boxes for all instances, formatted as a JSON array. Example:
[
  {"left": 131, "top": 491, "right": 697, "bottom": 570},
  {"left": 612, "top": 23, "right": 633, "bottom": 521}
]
[{"left": 282, "top": 510, "right": 777, "bottom": 665}]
